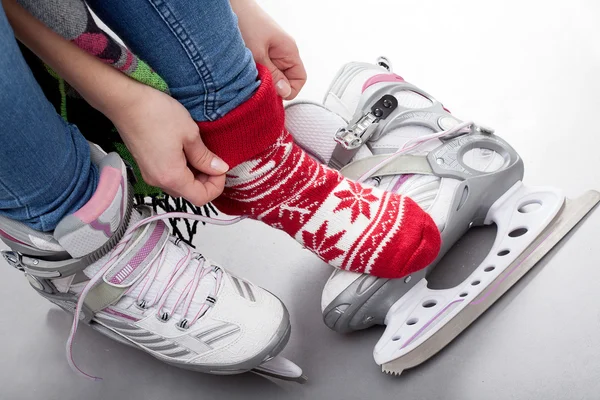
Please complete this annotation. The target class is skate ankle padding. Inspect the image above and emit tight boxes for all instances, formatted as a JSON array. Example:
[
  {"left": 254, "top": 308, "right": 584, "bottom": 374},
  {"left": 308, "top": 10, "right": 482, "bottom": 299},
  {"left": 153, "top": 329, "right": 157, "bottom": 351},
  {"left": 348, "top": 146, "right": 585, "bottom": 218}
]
[{"left": 55, "top": 153, "right": 133, "bottom": 259}]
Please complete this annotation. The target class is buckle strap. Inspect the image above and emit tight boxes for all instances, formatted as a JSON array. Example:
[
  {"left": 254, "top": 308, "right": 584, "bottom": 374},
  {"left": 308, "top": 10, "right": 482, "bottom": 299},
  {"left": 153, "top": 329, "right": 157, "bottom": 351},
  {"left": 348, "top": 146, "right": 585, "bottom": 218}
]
[
  {"left": 85, "top": 283, "right": 128, "bottom": 314},
  {"left": 340, "top": 154, "right": 433, "bottom": 181}
]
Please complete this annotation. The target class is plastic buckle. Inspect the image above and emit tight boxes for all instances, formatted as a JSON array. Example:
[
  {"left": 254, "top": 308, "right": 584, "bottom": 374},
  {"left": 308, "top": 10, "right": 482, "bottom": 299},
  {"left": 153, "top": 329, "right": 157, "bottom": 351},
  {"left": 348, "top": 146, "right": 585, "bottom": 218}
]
[
  {"left": 329, "top": 95, "right": 399, "bottom": 170},
  {"left": 2, "top": 250, "right": 24, "bottom": 271},
  {"left": 334, "top": 94, "right": 399, "bottom": 151},
  {"left": 376, "top": 56, "right": 393, "bottom": 72},
  {"left": 334, "top": 113, "right": 378, "bottom": 150}
]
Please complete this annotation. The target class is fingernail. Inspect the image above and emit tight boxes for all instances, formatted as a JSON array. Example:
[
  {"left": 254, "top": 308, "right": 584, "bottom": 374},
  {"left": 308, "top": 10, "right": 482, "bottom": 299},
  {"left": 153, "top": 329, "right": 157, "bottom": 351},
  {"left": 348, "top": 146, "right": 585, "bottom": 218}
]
[
  {"left": 276, "top": 79, "right": 292, "bottom": 98},
  {"left": 210, "top": 157, "right": 229, "bottom": 173}
]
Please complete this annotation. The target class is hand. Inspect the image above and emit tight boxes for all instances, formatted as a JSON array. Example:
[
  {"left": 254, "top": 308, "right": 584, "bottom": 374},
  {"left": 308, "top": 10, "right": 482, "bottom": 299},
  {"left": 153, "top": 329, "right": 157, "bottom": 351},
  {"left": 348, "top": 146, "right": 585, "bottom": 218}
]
[
  {"left": 107, "top": 83, "right": 229, "bottom": 206},
  {"left": 232, "top": 0, "right": 306, "bottom": 100},
  {"left": 3, "top": 0, "right": 227, "bottom": 206}
]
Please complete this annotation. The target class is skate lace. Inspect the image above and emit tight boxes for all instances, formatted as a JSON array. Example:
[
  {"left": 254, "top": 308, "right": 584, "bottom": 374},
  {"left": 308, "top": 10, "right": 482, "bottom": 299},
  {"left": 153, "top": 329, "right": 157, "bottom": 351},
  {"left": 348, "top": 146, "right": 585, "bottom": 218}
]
[
  {"left": 66, "top": 211, "right": 244, "bottom": 381},
  {"left": 356, "top": 120, "right": 474, "bottom": 183},
  {"left": 64, "top": 121, "right": 474, "bottom": 380}
]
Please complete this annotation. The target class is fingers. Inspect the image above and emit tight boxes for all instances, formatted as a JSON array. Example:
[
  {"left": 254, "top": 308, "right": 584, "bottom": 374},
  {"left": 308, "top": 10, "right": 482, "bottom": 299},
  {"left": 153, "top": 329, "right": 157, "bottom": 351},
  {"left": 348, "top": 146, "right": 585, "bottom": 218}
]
[
  {"left": 142, "top": 135, "right": 228, "bottom": 206},
  {"left": 184, "top": 133, "right": 229, "bottom": 176},
  {"left": 269, "top": 52, "right": 307, "bottom": 100},
  {"left": 278, "top": 60, "right": 307, "bottom": 100},
  {"left": 177, "top": 135, "right": 227, "bottom": 205},
  {"left": 276, "top": 78, "right": 292, "bottom": 98},
  {"left": 161, "top": 167, "right": 226, "bottom": 207},
  {"left": 263, "top": 58, "right": 292, "bottom": 98}
]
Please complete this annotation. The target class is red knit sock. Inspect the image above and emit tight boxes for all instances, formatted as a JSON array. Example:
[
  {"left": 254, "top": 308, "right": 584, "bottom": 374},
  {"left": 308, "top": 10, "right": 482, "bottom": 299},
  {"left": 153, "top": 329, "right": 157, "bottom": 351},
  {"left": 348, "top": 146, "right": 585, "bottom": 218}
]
[{"left": 198, "top": 66, "right": 440, "bottom": 278}]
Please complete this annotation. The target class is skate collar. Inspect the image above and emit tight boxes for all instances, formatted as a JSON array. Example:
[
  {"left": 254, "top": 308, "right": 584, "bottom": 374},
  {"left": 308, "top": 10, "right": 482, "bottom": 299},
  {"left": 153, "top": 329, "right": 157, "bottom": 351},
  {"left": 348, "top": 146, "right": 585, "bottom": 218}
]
[
  {"left": 9, "top": 184, "right": 135, "bottom": 279},
  {"left": 328, "top": 79, "right": 461, "bottom": 170}
]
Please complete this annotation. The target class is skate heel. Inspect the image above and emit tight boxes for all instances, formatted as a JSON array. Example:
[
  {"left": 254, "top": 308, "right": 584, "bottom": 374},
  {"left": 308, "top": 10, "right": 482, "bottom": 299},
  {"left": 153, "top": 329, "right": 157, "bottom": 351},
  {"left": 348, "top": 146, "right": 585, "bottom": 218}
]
[{"left": 322, "top": 269, "right": 425, "bottom": 333}]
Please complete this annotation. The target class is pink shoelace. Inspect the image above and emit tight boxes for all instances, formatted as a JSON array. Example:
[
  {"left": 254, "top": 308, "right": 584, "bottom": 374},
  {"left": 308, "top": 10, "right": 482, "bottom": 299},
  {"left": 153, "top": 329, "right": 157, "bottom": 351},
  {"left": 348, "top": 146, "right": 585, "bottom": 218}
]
[
  {"left": 66, "top": 212, "right": 244, "bottom": 381},
  {"left": 66, "top": 120, "right": 476, "bottom": 380}
]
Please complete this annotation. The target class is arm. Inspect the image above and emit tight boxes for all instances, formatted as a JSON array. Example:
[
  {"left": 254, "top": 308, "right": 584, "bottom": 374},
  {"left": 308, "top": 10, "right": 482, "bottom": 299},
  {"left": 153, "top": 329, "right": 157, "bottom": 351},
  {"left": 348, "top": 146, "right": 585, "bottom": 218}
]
[
  {"left": 4, "top": 0, "right": 140, "bottom": 121},
  {"left": 2, "top": 0, "right": 228, "bottom": 205},
  {"left": 230, "top": 0, "right": 307, "bottom": 100}
]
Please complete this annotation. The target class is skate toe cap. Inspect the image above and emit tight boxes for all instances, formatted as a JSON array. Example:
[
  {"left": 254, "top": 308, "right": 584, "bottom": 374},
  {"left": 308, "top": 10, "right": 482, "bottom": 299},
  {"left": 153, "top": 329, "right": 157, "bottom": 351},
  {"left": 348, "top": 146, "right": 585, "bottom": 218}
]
[{"left": 188, "top": 273, "right": 288, "bottom": 369}]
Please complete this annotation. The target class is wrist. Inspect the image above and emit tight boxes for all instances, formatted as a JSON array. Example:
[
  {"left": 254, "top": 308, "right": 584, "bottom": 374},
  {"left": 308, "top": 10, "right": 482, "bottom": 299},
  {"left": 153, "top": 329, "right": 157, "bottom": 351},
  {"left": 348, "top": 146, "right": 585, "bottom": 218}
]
[{"left": 93, "top": 77, "right": 147, "bottom": 122}]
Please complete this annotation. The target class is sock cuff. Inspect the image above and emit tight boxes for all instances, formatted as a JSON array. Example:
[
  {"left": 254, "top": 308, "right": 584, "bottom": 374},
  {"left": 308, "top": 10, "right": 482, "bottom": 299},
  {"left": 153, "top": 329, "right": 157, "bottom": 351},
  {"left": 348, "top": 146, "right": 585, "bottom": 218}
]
[{"left": 197, "top": 64, "right": 285, "bottom": 168}]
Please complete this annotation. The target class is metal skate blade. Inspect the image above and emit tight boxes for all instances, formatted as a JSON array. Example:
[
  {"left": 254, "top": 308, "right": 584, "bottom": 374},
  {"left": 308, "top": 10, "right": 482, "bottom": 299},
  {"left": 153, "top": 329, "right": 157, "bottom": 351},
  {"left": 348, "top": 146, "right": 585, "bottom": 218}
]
[
  {"left": 381, "top": 190, "right": 600, "bottom": 376},
  {"left": 252, "top": 356, "right": 308, "bottom": 384}
]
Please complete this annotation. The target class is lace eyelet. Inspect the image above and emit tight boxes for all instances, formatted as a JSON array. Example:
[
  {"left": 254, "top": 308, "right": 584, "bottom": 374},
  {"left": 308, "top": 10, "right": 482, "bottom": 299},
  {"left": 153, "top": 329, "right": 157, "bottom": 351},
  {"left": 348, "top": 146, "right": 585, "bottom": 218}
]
[
  {"left": 157, "top": 311, "right": 170, "bottom": 322},
  {"left": 176, "top": 319, "right": 189, "bottom": 330},
  {"left": 206, "top": 296, "right": 217, "bottom": 307},
  {"left": 136, "top": 300, "right": 147, "bottom": 310}
]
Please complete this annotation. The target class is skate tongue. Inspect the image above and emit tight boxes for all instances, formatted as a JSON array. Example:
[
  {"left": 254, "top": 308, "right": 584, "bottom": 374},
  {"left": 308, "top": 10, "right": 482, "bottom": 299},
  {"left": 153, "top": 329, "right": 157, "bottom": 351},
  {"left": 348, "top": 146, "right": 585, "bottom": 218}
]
[
  {"left": 286, "top": 61, "right": 442, "bottom": 166},
  {"left": 125, "top": 236, "right": 218, "bottom": 321},
  {"left": 91, "top": 206, "right": 219, "bottom": 321},
  {"left": 286, "top": 61, "right": 389, "bottom": 164}
]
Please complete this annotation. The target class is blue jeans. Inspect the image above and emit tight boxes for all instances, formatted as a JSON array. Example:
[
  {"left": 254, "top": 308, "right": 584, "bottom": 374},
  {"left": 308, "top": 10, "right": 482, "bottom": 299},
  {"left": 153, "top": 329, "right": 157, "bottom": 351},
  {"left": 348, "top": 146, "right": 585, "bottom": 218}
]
[
  {"left": 0, "top": 2, "right": 98, "bottom": 232},
  {"left": 0, "top": 0, "right": 258, "bottom": 231},
  {"left": 87, "top": 0, "right": 259, "bottom": 122}
]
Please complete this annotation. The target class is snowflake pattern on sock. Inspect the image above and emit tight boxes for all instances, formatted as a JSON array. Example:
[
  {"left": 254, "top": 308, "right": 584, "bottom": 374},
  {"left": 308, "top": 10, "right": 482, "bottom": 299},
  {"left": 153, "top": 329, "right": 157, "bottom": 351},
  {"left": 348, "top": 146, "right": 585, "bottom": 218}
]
[
  {"left": 199, "top": 64, "right": 440, "bottom": 278},
  {"left": 214, "top": 131, "right": 440, "bottom": 278}
]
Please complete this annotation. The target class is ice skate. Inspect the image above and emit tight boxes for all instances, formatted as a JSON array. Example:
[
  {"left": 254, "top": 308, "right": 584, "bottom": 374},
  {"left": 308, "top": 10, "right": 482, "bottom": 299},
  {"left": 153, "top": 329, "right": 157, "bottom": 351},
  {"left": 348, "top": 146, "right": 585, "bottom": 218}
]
[
  {"left": 285, "top": 58, "right": 600, "bottom": 375},
  {"left": 0, "top": 145, "right": 306, "bottom": 383}
]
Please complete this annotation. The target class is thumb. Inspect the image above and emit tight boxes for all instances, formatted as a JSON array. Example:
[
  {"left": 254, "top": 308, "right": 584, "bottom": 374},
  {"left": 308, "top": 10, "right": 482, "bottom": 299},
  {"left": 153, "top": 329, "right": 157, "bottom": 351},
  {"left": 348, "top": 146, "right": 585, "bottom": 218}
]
[
  {"left": 264, "top": 59, "right": 292, "bottom": 98},
  {"left": 184, "top": 134, "right": 229, "bottom": 176}
]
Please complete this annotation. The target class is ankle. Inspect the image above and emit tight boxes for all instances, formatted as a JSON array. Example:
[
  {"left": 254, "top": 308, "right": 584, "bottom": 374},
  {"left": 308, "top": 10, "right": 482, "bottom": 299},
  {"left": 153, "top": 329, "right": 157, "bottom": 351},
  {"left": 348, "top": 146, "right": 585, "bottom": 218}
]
[{"left": 196, "top": 65, "right": 284, "bottom": 168}]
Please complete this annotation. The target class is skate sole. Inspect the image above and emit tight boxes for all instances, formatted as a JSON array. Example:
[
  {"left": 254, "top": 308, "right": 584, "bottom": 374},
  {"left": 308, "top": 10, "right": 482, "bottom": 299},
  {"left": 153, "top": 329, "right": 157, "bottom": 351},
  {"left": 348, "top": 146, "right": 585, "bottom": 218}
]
[{"left": 380, "top": 189, "right": 600, "bottom": 375}]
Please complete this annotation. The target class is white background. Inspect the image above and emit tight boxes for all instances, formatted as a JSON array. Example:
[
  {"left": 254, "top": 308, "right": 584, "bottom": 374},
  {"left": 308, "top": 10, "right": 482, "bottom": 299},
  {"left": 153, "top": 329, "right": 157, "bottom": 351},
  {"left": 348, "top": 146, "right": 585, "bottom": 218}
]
[{"left": 2, "top": 1, "right": 600, "bottom": 399}]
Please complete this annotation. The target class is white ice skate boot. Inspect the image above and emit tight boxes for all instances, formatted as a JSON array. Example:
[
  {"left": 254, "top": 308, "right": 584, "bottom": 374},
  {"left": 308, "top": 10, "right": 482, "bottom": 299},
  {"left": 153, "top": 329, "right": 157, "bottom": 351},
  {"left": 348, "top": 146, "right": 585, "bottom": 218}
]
[
  {"left": 285, "top": 58, "right": 599, "bottom": 375},
  {"left": 0, "top": 145, "right": 305, "bottom": 383}
]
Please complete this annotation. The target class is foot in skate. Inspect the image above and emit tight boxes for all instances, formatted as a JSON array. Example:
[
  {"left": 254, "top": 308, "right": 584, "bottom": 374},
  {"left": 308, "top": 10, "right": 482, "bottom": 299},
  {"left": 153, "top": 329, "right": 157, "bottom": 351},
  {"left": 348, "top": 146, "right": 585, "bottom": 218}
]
[
  {"left": 198, "top": 65, "right": 441, "bottom": 279},
  {"left": 0, "top": 146, "right": 305, "bottom": 383},
  {"left": 285, "top": 58, "right": 600, "bottom": 375}
]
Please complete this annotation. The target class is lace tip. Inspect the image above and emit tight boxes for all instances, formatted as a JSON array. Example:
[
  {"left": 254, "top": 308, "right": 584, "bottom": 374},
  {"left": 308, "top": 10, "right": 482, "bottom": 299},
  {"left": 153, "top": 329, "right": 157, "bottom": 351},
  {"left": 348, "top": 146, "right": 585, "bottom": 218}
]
[{"left": 70, "top": 362, "right": 103, "bottom": 382}]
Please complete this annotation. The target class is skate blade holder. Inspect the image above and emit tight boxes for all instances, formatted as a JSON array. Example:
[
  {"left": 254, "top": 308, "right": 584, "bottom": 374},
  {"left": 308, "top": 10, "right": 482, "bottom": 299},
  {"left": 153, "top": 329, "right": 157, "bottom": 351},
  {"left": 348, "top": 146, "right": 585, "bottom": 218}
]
[
  {"left": 252, "top": 356, "right": 308, "bottom": 384},
  {"left": 374, "top": 182, "right": 600, "bottom": 375}
]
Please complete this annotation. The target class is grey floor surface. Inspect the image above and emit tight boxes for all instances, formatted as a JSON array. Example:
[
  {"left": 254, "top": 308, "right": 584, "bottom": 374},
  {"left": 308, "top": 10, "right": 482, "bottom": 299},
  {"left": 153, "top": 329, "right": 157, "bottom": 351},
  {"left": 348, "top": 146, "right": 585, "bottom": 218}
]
[{"left": 2, "top": 0, "right": 600, "bottom": 399}]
